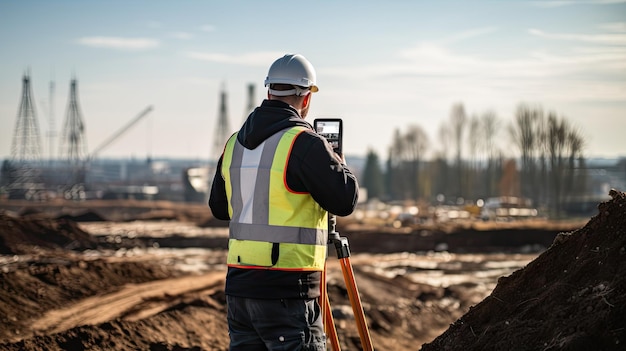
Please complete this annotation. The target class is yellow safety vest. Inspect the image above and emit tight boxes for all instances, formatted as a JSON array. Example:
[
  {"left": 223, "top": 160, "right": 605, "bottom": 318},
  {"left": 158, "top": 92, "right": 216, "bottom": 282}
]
[{"left": 221, "top": 126, "right": 328, "bottom": 271}]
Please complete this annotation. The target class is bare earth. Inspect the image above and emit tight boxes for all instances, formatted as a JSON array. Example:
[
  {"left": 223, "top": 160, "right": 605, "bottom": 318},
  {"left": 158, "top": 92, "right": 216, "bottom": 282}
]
[{"left": 0, "top": 191, "right": 623, "bottom": 350}]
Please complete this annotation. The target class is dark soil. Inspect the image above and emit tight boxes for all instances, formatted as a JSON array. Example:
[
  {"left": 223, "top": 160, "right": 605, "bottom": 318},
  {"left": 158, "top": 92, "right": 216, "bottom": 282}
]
[
  {"left": 421, "top": 189, "right": 626, "bottom": 351},
  {"left": 0, "top": 215, "right": 100, "bottom": 255}
]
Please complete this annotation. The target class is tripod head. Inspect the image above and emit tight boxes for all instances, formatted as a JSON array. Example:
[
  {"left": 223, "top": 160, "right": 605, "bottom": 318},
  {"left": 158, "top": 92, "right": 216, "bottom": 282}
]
[{"left": 328, "top": 214, "right": 350, "bottom": 259}]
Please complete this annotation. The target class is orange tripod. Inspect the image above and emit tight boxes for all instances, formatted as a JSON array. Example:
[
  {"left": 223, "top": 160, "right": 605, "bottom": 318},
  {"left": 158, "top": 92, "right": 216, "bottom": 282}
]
[{"left": 321, "top": 216, "right": 374, "bottom": 351}]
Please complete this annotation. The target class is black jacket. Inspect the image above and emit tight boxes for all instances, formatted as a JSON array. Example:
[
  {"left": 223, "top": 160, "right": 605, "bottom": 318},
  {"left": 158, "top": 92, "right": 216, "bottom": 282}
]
[{"left": 209, "top": 99, "right": 359, "bottom": 299}]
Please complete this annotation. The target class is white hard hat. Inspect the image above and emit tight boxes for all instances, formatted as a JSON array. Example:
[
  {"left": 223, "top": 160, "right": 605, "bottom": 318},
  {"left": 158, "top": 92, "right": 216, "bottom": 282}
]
[{"left": 264, "top": 54, "right": 319, "bottom": 96}]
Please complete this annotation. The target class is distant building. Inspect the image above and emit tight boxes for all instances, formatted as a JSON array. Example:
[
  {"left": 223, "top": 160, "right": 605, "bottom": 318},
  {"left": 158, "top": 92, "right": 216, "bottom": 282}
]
[{"left": 560, "top": 157, "right": 626, "bottom": 216}]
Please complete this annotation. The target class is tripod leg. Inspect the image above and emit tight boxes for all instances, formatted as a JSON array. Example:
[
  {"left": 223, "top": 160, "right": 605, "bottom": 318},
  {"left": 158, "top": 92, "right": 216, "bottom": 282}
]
[
  {"left": 324, "top": 291, "right": 341, "bottom": 350},
  {"left": 322, "top": 262, "right": 341, "bottom": 350},
  {"left": 321, "top": 265, "right": 327, "bottom": 329},
  {"left": 339, "top": 257, "right": 374, "bottom": 351},
  {"left": 326, "top": 216, "right": 372, "bottom": 350}
]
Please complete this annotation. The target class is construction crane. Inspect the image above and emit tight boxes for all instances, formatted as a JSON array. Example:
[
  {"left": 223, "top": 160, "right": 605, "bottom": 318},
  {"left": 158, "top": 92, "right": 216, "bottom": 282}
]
[{"left": 88, "top": 106, "right": 153, "bottom": 160}]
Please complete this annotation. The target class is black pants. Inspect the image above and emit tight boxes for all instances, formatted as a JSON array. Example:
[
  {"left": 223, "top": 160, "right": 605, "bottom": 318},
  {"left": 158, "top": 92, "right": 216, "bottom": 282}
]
[{"left": 227, "top": 295, "right": 325, "bottom": 351}]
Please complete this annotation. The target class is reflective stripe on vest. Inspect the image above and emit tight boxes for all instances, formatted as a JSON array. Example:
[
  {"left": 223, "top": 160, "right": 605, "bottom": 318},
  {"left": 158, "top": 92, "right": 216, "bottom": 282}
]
[{"left": 221, "top": 126, "right": 328, "bottom": 271}]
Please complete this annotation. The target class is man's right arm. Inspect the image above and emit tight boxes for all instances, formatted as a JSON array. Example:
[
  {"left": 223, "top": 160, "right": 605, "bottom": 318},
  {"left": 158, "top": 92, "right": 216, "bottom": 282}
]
[{"left": 208, "top": 156, "right": 231, "bottom": 220}]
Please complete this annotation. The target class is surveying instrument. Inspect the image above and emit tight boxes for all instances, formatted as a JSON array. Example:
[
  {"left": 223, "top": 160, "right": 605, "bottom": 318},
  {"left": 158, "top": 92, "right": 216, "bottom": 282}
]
[{"left": 314, "top": 118, "right": 374, "bottom": 351}]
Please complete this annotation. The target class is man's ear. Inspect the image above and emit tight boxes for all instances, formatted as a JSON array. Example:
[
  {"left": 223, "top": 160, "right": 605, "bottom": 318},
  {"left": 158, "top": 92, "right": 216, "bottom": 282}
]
[{"left": 302, "top": 93, "right": 311, "bottom": 109}]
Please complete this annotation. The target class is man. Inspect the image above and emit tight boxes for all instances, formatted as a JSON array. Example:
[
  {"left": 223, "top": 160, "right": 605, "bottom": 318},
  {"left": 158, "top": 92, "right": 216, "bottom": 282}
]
[{"left": 209, "top": 53, "right": 359, "bottom": 350}]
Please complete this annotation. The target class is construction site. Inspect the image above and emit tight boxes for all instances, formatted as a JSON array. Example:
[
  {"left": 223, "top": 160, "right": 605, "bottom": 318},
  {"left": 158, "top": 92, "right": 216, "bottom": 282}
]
[
  {"left": 1, "top": 72, "right": 625, "bottom": 350},
  {"left": 0, "top": 186, "right": 623, "bottom": 350}
]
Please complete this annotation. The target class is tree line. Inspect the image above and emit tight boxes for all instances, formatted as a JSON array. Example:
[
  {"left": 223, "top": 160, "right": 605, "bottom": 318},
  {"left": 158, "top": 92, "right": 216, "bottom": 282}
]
[{"left": 360, "top": 102, "right": 587, "bottom": 217}]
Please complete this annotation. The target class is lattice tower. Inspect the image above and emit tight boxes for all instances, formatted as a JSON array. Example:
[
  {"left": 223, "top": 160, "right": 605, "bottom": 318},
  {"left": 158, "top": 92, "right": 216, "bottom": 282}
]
[
  {"left": 6, "top": 72, "right": 45, "bottom": 199},
  {"left": 211, "top": 85, "right": 231, "bottom": 162},
  {"left": 242, "top": 83, "right": 256, "bottom": 124},
  {"left": 11, "top": 72, "right": 42, "bottom": 161},
  {"left": 58, "top": 78, "right": 87, "bottom": 163},
  {"left": 47, "top": 80, "right": 56, "bottom": 161}
]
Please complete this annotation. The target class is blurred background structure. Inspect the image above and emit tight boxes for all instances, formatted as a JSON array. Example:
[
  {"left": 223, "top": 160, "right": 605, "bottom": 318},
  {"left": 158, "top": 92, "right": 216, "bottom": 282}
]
[{"left": 2, "top": 73, "right": 624, "bottom": 222}]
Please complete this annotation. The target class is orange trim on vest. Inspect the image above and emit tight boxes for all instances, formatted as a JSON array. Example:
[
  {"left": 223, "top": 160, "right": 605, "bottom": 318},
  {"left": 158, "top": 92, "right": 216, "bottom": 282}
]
[
  {"left": 283, "top": 129, "right": 309, "bottom": 195},
  {"left": 228, "top": 264, "right": 321, "bottom": 272}
]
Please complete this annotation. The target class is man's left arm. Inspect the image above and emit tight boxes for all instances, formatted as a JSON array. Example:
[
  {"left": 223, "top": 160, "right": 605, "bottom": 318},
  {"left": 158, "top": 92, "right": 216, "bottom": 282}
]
[{"left": 293, "top": 134, "right": 359, "bottom": 216}]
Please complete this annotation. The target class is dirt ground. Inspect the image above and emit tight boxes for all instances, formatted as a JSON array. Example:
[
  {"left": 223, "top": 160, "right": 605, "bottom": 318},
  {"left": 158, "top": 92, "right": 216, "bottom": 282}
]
[{"left": 0, "top": 191, "right": 623, "bottom": 350}]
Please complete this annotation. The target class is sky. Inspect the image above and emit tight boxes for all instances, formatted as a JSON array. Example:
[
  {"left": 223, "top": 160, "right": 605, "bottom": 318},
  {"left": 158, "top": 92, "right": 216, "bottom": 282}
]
[{"left": 1, "top": 0, "right": 625, "bottom": 162}]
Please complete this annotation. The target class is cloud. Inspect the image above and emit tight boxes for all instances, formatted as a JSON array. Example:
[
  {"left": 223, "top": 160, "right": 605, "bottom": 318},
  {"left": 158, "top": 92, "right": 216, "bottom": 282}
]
[
  {"left": 185, "top": 51, "right": 284, "bottom": 66},
  {"left": 439, "top": 27, "right": 498, "bottom": 44},
  {"left": 333, "top": 24, "right": 625, "bottom": 84},
  {"left": 322, "top": 25, "right": 626, "bottom": 107},
  {"left": 600, "top": 22, "right": 626, "bottom": 32},
  {"left": 531, "top": 0, "right": 626, "bottom": 8},
  {"left": 199, "top": 25, "right": 216, "bottom": 32},
  {"left": 325, "top": 28, "right": 498, "bottom": 80},
  {"left": 169, "top": 31, "right": 193, "bottom": 40},
  {"left": 77, "top": 36, "right": 160, "bottom": 50},
  {"left": 529, "top": 28, "right": 626, "bottom": 45},
  {"left": 143, "top": 20, "right": 162, "bottom": 29}
]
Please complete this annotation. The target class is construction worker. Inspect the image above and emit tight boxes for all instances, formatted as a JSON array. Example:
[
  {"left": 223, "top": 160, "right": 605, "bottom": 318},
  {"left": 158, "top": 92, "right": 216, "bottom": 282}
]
[{"left": 209, "top": 53, "right": 359, "bottom": 350}]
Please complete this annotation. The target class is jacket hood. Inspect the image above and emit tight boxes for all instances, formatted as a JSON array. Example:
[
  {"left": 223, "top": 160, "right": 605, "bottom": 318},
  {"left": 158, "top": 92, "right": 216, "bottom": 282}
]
[{"left": 237, "top": 99, "right": 312, "bottom": 149}]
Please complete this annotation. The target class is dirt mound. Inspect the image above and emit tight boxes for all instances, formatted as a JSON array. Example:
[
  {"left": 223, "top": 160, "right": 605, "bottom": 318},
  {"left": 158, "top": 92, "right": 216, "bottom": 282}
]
[
  {"left": 1, "top": 293, "right": 228, "bottom": 351},
  {"left": 421, "top": 189, "right": 626, "bottom": 351},
  {"left": 0, "top": 256, "right": 174, "bottom": 343},
  {"left": 56, "top": 210, "right": 107, "bottom": 222},
  {"left": 0, "top": 212, "right": 101, "bottom": 254},
  {"left": 0, "top": 199, "right": 214, "bottom": 223}
]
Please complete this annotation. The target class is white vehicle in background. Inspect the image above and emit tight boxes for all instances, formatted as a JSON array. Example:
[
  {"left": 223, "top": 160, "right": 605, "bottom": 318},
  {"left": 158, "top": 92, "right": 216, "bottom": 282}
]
[{"left": 480, "top": 196, "right": 538, "bottom": 221}]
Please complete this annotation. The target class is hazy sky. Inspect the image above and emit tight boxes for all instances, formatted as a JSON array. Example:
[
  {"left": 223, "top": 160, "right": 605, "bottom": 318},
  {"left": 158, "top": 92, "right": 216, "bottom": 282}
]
[{"left": 1, "top": 0, "right": 625, "bottom": 161}]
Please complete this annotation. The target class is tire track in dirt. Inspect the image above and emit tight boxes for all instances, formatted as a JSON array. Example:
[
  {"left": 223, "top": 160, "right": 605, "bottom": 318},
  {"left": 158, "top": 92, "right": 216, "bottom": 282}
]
[{"left": 30, "top": 270, "right": 225, "bottom": 335}]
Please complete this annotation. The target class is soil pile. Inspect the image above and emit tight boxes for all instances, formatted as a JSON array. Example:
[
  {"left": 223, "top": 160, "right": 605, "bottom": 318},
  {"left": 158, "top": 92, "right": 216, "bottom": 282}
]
[
  {"left": 0, "top": 199, "right": 212, "bottom": 223},
  {"left": 0, "top": 212, "right": 100, "bottom": 254},
  {"left": 0, "top": 255, "right": 175, "bottom": 345},
  {"left": 421, "top": 189, "right": 626, "bottom": 351}
]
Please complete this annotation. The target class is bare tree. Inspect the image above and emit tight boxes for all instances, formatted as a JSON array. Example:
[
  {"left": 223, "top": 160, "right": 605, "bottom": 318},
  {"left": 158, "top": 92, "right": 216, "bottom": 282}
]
[
  {"left": 565, "top": 127, "right": 587, "bottom": 204},
  {"left": 509, "top": 103, "right": 543, "bottom": 206},
  {"left": 404, "top": 125, "right": 429, "bottom": 201},
  {"left": 546, "top": 113, "right": 587, "bottom": 216},
  {"left": 535, "top": 114, "right": 549, "bottom": 207},
  {"left": 566, "top": 129, "right": 586, "bottom": 200},
  {"left": 547, "top": 113, "right": 564, "bottom": 213},
  {"left": 450, "top": 103, "right": 467, "bottom": 201},
  {"left": 480, "top": 111, "right": 501, "bottom": 198},
  {"left": 431, "top": 124, "right": 452, "bottom": 203},
  {"left": 387, "top": 126, "right": 429, "bottom": 201},
  {"left": 438, "top": 123, "right": 452, "bottom": 162},
  {"left": 388, "top": 129, "right": 406, "bottom": 200},
  {"left": 467, "top": 114, "right": 481, "bottom": 199},
  {"left": 509, "top": 104, "right": 587, "bottom": 216}
]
